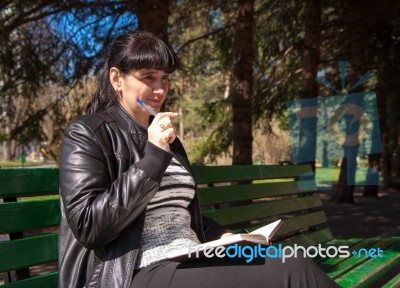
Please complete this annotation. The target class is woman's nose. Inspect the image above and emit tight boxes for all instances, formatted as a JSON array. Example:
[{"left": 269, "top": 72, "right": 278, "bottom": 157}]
[{"left": 153, "top": 81, "right": 167, "bottom": 93}]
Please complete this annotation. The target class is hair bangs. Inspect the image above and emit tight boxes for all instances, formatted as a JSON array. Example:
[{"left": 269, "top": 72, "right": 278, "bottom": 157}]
[{"left": 122, "top": 38, "right": 180, "bottom": 74}]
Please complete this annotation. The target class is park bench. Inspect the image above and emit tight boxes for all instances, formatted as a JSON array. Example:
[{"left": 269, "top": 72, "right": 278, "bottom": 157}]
[{"left": 1, "top": 165, "right": 399, "bottom": 288}]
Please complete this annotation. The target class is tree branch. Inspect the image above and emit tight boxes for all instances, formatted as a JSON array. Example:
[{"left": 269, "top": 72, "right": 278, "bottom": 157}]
[
  {"left": 177, "top": 26, "right": 230, "bottom": 53},
  {"left": 1, "top": 0, "right": 125, "bottom": 37}
]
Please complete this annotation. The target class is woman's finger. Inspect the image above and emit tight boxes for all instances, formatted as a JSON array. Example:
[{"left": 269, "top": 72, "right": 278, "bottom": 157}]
[
  {"left": 162, "top": 127, "right": 176, "bottom": 143},
  {"left": 153, "top": 112, "right": 179, "bottom": 123},
  {"left": 159, "top": 120, "right": 172, "bottom": 131}
]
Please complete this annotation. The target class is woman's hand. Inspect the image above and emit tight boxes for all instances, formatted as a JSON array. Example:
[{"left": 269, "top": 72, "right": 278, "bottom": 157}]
[{"left": 148, "top": 112, "right": 179, "bottom": 152}]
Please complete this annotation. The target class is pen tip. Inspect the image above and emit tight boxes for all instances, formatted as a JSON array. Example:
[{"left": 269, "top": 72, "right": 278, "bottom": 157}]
[{"left": 137, "top": 99, "right": 144, "bottom": 105}]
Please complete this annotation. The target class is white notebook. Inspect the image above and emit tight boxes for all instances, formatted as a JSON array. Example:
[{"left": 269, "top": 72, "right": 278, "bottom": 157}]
[{"left": 167, "top": 219, "right": 283, "bottom": 261}]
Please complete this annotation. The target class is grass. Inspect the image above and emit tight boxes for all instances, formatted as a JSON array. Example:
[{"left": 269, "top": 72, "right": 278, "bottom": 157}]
[
  {"left": 0, "top": 160, "right": 48, "bottom": 167},
  {"left": 18, "top": 195, "right": 59, "bottom": 201},
  {"left": 316, "top": 166, "right": 374, "bottom": 185},
  {"left": 254, "top": 166, "right": 373, "bottom": 187}
]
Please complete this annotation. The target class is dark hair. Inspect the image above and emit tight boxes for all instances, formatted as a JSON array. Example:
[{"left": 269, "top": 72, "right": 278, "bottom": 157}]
[{"left": 85, "top": 30, "right": 180, "bottom": 114}]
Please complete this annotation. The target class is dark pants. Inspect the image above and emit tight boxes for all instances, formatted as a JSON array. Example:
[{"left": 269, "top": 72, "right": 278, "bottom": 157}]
[{"left": 131, "top": 255, "right": 339, "bottom": 288}]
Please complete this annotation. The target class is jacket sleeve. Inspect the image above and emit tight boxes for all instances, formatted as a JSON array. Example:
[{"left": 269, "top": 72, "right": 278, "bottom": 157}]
[
  {"left": 202, "top": 215, "right": 230, "bottom": 241},
  {"left": 60, "top": 120, "right": 172, "bottom": 249}
]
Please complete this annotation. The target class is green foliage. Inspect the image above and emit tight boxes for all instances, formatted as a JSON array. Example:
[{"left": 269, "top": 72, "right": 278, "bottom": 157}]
[
  {"left": 188, "top": 99, "right": 232, "bottom": 162},
  {"left": 168, "top": 1, "right": 237, "bottom": 162},
  {"left": 174, "top": 0, "right": 307, "bottom": 163},
  {"left": 1, "top": 0, "right": 400, "bottom": 168},
  {"left": 0, "top": 1, "right": 136, "bottom": 161},
  {"left": 10, "top": 107, "right": 48, "bottom": 145},
  {"left": 253, "top": 0, "right": 304, "bottom": 127}
]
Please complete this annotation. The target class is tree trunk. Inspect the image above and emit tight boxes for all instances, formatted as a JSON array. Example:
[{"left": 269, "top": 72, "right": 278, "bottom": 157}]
[
  {"left": 2, "top": 125, "right": 11, "bottom": 161},
  {"left": 178, "top": 106, "right": 184, "bottom": 139},
  {"left": 364, "top": 13, "right": 391, "bottom": 195},
  {"left": 136, "top": 0, "right": 170, "bottom": 43},
  {"left": 390, "top": 39, "right": 400, "bottom": 189},
  {"left": 135, "top": 0, "right": 171, "bottom": 115},
  {"left": 365, "top": 10, "right": 392, "bottom": 194},
  {"left": 394, "top": 136, "right": 400, "bottom": 189},
  {"left": 332, "top": 1, "right": 369, "bottom": 203},
  {"left": 2, "top": 141, "right": 11, "bottom": 161},
  {"left": 297, "top": 0, "right": 321, "bottom": 174},
  {"left": 232, "top": 0, "right": 254, "bottom": 165}
]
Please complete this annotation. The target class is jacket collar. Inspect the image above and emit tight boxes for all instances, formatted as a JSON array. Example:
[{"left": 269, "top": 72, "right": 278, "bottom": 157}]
[
  {"left": 106, "top": 104, "right": 149, "bottom": 148},
  {"left": 106, "top": 103, "right": 193, "bottom": 175}
]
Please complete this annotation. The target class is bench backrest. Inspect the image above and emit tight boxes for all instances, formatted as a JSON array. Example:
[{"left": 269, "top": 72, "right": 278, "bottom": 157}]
[
  {"left": 192, "top": 164, "right": 334, "bottom": 246},
  {"left": 0, "top": 168, "right": 59, "bottom": 287},
  {"left": 0, "top": 164, "right": 334, "bottom": 287}
]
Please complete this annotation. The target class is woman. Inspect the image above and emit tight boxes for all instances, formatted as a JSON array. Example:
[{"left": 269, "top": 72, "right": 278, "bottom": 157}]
[{"left": 58, "top": 30, "right": 338, "bottom": 288}]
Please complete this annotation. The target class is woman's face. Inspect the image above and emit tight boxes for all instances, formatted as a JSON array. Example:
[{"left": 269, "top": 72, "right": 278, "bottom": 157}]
[{"left": 111, "top": 68, "right": 169, "bottom": 125}]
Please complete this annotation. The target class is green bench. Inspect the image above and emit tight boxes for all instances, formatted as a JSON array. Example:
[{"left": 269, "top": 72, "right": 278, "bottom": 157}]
[{"left": 1, "top": 166, "right": 399, "bottom": 288}]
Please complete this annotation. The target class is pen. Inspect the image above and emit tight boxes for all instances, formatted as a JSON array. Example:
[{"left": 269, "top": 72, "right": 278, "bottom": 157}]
[{"left": 137, "top": 99, "right": 157, "bottom": 116}]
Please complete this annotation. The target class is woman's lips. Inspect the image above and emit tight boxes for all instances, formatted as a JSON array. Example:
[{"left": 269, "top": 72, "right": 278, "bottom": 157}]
[
  {"left": 147, "top": 98, "right": 162, "bottom": 103},
  {"left": 146, "top": 99, "right": 162, "bottom": 111},
  {"left": 147, "top": 98, "right": 162, "bottom": 107}
]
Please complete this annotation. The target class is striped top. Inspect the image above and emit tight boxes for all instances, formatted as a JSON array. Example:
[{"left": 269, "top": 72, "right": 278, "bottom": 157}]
[{"left": 136, "top": 157, "right": 201, "bottom": 268}]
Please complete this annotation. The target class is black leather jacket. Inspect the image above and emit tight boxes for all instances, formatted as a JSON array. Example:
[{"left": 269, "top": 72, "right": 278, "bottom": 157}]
[{"left": 58, "top": 104, "right": 224, "bottom": 288}]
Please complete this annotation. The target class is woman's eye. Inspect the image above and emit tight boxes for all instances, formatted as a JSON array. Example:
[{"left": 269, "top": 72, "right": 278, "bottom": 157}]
[{"left": 141, "top": 74, "right": 168, "bottom": 83}]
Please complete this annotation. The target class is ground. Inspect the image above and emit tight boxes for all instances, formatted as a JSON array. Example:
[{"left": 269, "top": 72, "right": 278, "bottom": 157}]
[{"left": 321, "top": 187, "right": 400, "bottom": 239}]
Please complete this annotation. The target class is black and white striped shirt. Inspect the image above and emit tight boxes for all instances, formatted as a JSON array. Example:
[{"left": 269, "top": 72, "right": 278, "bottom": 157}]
[{"left": 136, "top": 157, "right": 201, "bottom": 268}]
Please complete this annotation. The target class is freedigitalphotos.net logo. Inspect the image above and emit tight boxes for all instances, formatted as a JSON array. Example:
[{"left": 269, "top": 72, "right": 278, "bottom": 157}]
[
  {"left": 186, "top": 243, "right": 384, "bottom": 263},
  {"left": 286, "top": 61, "right": 382, "bottom": 189}
]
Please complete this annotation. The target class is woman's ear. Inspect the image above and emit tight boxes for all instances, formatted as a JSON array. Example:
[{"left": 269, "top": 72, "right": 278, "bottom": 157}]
[{"left": 110, "top": 67, "right": 122, "bottom": 92}]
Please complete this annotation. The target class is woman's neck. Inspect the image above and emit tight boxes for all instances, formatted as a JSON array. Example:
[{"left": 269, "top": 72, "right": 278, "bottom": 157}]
[
  {"left": 118, "top": 102, "right": 150, "bottom": 128},
  {"left": 121, "top": 103, "right": 150, "bottom": 127}
]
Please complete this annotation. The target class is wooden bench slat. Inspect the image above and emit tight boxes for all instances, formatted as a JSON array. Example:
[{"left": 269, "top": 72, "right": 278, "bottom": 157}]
[
  {"left": 0, "top": 234, "right": 58, "bottom": 272},
  {"left": 316, "top": 238, "right": 378, "bottom": 265},
  {"left": 382, "top": 270, "right": 400, "bottom": 288},
  {"left": 193, "top": 165, "right": 312, "bottom": 183},
  {"left": 324, "top": 238, "right": 365, "bottom": 247},
  {"left": 336, "top": 239, "right": 400, "bottom": 288},
  {"left": 0, "top": 271, "right": 58, "bottom": 288},
  {"left": 202, "top": 195, "right": 323, "bottom": 226},
  {"left": 198, "top": 181, "right": 305, "bottom": 205},
  {"left": 278, "top": 227, "right": 334, "bottom": 247},
  {"left": 325, "top": 238, "right": 398, "bottom": 279},
  {"left": 0, "top": 169, "right": 59, "bottom": 197},
  {"left": 0, "top": 199, "right": 60, "bottom": 234},
  {"left": 274, "top": 211, "right": 328, "bottom": 237}
]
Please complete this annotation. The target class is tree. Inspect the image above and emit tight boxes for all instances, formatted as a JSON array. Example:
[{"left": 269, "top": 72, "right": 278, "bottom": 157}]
[
  {"left": 0, "top": 16, "right": 68, "bottom": 160},
  {"left": 297, "top": 0, "right": 321, "bottom": 173},
  {"left": 332, "top": 0, "right": 370, "bottom": 203},
  {"left": 0, "top": 1, "right": 134, "bottom": 161},
  {"left": 136, "top": 0, "right": 170, "bottom": 42},
  {"left": 167, "top": 0, "right": 235, "bottom": 163},
  {"left": 364, "top": 0, "right": 394, "bottom": 195},
  {"left": 231, "top": 0, "right": 254, "bottom": 165},
  {"left": 2, "top": 0, "right": 398, "bottom": 176},
  {"left": 388, "top": 36, "right": 400, "bottom": 189},
  {"left": 252, "top": 0, "right": 304, "bottom": 153}
]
